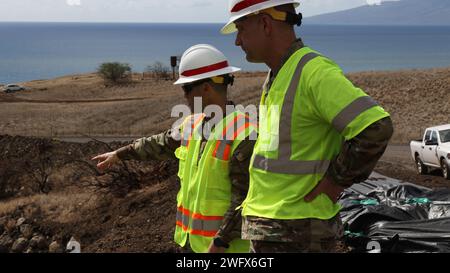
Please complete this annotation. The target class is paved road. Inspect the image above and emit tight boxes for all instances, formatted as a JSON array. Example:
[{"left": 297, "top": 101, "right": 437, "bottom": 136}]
[
  {"left": 57, "top": 136, "right": 138, "bottom": 143},
  {"left": 379, "top": 144, "right": 415, "bottom": 171}
]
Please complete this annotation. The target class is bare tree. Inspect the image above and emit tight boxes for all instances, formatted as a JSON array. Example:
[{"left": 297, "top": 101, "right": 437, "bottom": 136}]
[
  {"left": 146, "top": 62, "right": 170, "bottom": 80},
  {"left": 24, "top": 140, "right": 53, "bottom": 194},
  {"left": 73, "top": 135, "right": 141, "bottom": 197}
]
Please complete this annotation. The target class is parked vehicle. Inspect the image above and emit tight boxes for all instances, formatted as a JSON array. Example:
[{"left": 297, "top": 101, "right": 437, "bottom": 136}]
[
  {"left": 2, "top": 84, "right": 25, "bottom": 93},
  {"left": 410, "top": 124, "right": 450, "bottom": 179}
]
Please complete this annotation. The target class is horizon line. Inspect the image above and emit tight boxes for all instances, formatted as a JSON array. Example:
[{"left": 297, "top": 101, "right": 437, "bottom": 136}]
[{"left": 0, "top": 21, "right": 449, "bottom": 27}]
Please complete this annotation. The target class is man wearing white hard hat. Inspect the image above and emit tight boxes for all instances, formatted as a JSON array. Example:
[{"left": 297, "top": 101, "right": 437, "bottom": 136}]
[
  {"left": 92, "top": 44, "right": 257, "bottom": 253},
  {"left": 221, "top": 0, "right": 394, "bottom": 252}
]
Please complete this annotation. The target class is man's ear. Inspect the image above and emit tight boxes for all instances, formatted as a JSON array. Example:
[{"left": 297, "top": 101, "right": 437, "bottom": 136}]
[{"left": 260, "top": 14, "right": 273, "bottom": 37}]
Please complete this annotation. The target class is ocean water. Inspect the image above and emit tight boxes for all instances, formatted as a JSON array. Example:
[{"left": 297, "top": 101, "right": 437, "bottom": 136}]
[{"left": 1, "top": 22, "right": 450, "bottom": 84}]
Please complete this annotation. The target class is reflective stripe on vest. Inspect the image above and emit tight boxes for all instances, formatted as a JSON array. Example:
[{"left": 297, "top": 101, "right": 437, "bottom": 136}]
[
  {"left": 332, "top": 96, "right": 379, "bottom": 133},
  {"left": 181, "top": 114, "right": 205, "bottom": 147},
  {"left": 176, "top": 206, "right": 223, "bottom": 237},
  {"left": 252, "top": 52, "right": 379, "bottom": 175},
  {"left": 213, "top": 114, "right": 257, "bottom": 160}
]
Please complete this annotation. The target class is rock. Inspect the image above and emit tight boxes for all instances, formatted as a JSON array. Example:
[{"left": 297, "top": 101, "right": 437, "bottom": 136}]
[
  {"left": 20, "top": 224, "right": 34, "bottom": 239},
  {"left": 0, "top": 217, "right": 8, "bottom": 232},
  {"left": 5, "top": 219, "right": 16, "bottom": 233},
  {"left": 48, "top": 241, "right": 62, "bottom": 253},
  {"left": 29, "top": 235, "right": 47, "bottom": 250},
  {"left": 16, "top": 217, "right": 27, "bottom": 227},
  {"left": 28, "top": 237, "right": 37, "bottom": 249},
  {"left": 0, "top": 234, "right": 14, "bottom": 253},
  {"left": 101, "top": 215, "right": 111, "bottom": 223},
  {"left": 11, "top": 237, "right": 28, "bottom": 253}
]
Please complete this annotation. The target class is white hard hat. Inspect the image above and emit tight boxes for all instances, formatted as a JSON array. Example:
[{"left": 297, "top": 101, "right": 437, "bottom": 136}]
[
  {"left": 174, "top": 44, "right": 241, "bottom": 85},
  {"left": 221, "top": 0, "right": 300, "bottom": 34}
]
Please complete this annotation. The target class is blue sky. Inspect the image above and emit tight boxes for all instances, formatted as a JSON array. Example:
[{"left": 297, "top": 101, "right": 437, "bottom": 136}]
[{"left": 0, "top": 0, "right": 395, "bottom": 23}]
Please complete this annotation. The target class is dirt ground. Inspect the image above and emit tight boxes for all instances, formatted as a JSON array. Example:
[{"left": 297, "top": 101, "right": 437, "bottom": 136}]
[
  {"left": 0, "top": 137, "right": 448, "bottom": 253},
  {"left": 0, "top": 72, "right": 266, "bottom": 138},
  {"left": 0, "top": 135, "right": 182, "bottom": 253},
  {"left": 376, "top": 145, "right": 450, "bottom": 190},
  {"left": 0, "top": 68, "right": 449, "bottom": 253}
]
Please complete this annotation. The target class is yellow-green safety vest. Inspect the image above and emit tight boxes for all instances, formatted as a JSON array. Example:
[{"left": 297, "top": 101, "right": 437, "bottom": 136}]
[
  {"left": 174, "top": 110, "right": 257, "bottom": 253},
  {"left": 243, "top": 47, "right": 390, "bottom": 220}
]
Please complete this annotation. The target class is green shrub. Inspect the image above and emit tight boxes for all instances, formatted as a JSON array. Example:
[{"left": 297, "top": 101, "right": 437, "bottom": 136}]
[{"left": 97, "top": 62, "right": 132, "bottom": 85}]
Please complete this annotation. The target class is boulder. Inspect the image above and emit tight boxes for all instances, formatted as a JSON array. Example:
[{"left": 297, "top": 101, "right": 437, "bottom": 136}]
[
  {"left": 20, "top": 224, "right": 34, "bottom": 239},
  {"left": 48, "top": 241, "right": 63, "bottom": 253},
  {"left": 11, "top": 237, "right": 28, "bottom": 253},
  {"left": 5, "top": 219, "right": 17, "bottom": 233},
  {"left": 0, "top": 234, "right": 14, "bottom": 253},
  {"left": 0, "top": 216, "right": 7, "bottom": 233},
  {"left": 30, "top": 235, "right": 47, "bottom": 250},
  {"left": 16, "top": 217, "right": 27, "bottom": 227}
]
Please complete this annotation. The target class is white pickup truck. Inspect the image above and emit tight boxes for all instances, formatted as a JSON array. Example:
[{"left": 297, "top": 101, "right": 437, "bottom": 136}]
[{"left": 410, "top": 124, "right": 450, "bottom": 180}]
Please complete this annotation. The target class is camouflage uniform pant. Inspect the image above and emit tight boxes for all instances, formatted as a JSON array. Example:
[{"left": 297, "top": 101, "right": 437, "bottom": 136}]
[{"left": 243, "top": 215, "right": 344, "bottom": 253}]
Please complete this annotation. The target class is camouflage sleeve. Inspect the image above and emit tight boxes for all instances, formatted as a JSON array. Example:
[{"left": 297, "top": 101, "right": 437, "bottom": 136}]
[
  {"left": 116, "top": 126, "right": 181, "bottom": 161},
  {"left": 326, "top": 116, "right": 394, "bottom": 188},
  {"left": 214, "top": 138, "right": 256, "bottom": 245}
]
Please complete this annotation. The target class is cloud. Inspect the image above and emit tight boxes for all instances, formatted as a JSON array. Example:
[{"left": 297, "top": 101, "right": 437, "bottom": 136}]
[
  {"left": 66, "top": 0, "right": 81, "bottom": 6},
  {"left": 0, "top": 0, "right": 400, "bottom": 22},
  {"left": 366, "top": 0, "right": 382, "bottom": 6},
  {"left": 300, "top": 0, "right": 368, "bottom": 16}
]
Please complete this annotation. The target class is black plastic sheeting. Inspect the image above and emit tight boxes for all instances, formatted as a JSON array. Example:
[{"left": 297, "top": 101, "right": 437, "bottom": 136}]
[{"left": 339, "top": 172, "right": 450, "bottom": 253}]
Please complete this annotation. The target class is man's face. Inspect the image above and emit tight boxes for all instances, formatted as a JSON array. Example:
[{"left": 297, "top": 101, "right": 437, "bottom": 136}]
[
  {"left": 234, "top": 15, "right": 267, "bottom": 63},
  {"left": 183, "top": 81, "right": 208, "bottom": 112}
]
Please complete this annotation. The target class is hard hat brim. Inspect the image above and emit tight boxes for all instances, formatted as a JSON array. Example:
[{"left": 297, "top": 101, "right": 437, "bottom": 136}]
[
  {"left": 174, "top": 66, "right": 241, "bottom": 85},
  {"left": 221, "top": 0, "right": 300, "bottom": 35},
  {"left": 221, "top": 15, "right": 244, "bottom": 35}
]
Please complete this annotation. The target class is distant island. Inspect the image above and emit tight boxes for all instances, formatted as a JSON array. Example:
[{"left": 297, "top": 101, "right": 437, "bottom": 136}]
[{"left": 305, "top": 0, "right": 450, "bottom": 26}]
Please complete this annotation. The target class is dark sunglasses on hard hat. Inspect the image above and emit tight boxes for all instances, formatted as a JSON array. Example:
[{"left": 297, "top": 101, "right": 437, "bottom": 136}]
[
  {"left": 182, "top": 74, "right": 235, "bottom": 94},
  {"left": 211, "top": 74, "right": 235, "bottom": 86}
]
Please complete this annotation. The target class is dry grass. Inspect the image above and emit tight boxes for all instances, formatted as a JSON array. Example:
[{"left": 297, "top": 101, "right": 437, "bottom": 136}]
[
  {"left": 0, "top": 191, "right": 95, "bottom": 224},
  {"left": 0, "top": 72, "right": 266, "bottom": 137}
]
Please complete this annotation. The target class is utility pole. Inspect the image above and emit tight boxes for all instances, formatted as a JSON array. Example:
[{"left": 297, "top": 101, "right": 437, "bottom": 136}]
[{"left": 170, "top": 56, "right": 177, "bottom": 80}]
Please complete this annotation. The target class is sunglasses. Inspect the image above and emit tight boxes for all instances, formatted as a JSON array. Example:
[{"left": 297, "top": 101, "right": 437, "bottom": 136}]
[
  {"left": 182, "top": 75, "right": 235, "bottom": 94},
  {"left": 182, "top": 78, "right": 211, "bottom": 94}
]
